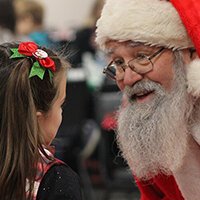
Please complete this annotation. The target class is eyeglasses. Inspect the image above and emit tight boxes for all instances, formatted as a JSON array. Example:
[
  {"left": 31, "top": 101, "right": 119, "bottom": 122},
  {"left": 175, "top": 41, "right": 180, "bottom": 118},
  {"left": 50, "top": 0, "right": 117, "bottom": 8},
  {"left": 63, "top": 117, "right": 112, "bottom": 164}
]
[{"left": 103, "top": 47, "right": 165, "bottom": 80}]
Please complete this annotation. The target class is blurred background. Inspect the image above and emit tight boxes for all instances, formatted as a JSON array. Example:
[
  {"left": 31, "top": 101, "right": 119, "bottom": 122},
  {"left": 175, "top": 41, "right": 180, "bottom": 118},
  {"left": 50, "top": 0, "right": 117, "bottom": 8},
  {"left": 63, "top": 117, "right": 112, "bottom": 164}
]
[{"left": 0, "top": 0, "right": 140, "bottom": 199}]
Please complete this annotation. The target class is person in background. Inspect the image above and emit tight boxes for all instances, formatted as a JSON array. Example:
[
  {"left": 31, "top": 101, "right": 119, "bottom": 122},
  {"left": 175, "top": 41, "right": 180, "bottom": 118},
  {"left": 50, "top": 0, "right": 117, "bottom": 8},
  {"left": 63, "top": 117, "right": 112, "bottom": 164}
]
[
  {"left": 0, "top": 0, "right": 17, "bottom": 44},
  {"left": 69, "top": 0, "right": 105, "bottom": 90},
  {"left": 96, "top": 0, "right": 200, "bottom": 199},
  {"left": 0, "top": 41, "right": 82, "bottom": 200},
  {"left": 14, "top": 0, "right": 56, "bottom": 48},
  {"left": 54, "top": 0, "right": 106, "bottom": 173}
]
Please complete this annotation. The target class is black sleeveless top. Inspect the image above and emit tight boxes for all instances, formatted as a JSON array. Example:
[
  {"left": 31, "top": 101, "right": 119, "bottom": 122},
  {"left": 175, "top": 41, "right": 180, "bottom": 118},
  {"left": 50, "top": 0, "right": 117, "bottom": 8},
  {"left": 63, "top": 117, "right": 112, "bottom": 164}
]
[{"left": 36, "top": 165, "right": 82, "bottom": 200}]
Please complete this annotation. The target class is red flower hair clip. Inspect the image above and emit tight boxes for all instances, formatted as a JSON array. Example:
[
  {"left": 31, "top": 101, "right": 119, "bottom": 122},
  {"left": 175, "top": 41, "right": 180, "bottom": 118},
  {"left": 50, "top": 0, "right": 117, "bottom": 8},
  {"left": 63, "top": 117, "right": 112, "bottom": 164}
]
[{"left": 10, "top": 42, "right": 56, "bottom": 80}]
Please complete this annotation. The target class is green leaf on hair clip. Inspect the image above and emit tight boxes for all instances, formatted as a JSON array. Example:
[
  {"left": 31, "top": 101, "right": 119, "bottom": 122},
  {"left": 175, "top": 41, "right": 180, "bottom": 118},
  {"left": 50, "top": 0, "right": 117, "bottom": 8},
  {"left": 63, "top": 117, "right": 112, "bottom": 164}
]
[
  {"left": 29, "top": 61, "right": 45, "bottom": 80},
  {"left": 10, "top": 48, "right": 26, "bottom": 58}
]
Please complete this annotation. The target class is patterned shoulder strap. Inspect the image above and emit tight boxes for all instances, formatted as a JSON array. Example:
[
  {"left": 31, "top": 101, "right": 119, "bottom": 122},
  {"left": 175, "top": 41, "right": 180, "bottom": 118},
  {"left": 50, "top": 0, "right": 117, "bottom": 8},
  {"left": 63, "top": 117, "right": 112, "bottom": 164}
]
[{"left": 26, "top": 149, "right": 66, "bottom": 200}]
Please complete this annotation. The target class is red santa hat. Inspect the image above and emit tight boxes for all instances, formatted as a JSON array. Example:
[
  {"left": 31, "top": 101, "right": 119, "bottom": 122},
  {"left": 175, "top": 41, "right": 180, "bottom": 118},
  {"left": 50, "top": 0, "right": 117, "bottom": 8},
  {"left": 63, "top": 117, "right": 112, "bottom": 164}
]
[{"left": 96, "top": 0, "right": 200, "bottom": 97}]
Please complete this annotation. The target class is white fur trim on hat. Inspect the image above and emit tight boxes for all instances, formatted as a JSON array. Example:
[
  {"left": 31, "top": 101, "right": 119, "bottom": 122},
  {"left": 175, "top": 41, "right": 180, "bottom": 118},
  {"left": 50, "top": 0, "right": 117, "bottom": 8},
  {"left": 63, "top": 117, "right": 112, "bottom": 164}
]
[
  {"left": 96, "top": 0, "right": 193, "bottom": 50},
  {"left": 187, "top": 59, "right": 200, "bottom": 97}
]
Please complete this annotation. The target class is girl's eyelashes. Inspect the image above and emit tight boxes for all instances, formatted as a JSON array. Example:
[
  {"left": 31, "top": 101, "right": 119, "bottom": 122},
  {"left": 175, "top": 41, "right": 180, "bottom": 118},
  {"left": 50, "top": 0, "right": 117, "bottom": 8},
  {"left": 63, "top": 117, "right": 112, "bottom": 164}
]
[{"left": 61, "top": 100, "right": 66, "bottom": 109}]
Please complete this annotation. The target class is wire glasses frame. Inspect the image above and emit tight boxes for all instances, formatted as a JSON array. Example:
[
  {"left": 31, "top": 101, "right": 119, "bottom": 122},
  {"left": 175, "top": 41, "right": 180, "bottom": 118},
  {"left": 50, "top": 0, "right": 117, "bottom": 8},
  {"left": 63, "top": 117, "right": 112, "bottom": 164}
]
[{"left": 103, "top": 47, "right": 165, "bottom": 80}]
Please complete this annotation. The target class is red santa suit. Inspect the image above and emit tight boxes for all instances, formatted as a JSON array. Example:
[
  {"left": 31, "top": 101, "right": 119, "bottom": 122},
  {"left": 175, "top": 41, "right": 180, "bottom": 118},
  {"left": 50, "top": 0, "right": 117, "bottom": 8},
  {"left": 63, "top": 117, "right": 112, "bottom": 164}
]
[{"left": 135, "top": 174, "right": 184, "bottom": 200}]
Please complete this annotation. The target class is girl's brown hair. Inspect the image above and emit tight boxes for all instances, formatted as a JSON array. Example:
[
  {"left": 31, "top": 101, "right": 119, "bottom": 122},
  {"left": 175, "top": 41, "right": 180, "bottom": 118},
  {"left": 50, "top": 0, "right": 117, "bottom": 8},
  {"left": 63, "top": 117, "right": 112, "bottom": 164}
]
[{"left": 0, "top": 42, "right": 69, "bottom": 200}]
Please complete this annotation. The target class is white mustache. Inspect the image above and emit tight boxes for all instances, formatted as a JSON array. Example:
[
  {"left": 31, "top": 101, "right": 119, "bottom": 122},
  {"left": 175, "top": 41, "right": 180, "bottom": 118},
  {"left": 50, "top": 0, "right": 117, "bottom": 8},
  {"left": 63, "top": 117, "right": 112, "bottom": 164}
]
[{"left": 124, "top": 80, "right": 165, "bottom": 99}]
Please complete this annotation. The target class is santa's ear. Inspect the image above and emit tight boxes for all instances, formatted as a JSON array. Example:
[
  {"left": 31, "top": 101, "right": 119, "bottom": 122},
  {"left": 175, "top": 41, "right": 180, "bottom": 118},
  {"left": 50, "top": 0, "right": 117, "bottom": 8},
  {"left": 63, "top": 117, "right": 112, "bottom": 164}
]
[
  {"left": 189, "top": 48, "right": 198, "bottom": 60},
  {"left": 187, "top": 58, "right": 200, "bottom": 97}
]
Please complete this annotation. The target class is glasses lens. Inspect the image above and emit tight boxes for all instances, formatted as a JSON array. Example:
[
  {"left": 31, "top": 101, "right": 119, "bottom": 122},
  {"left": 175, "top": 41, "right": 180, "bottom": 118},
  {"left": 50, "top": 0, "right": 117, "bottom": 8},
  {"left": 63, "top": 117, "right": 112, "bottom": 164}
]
[
  {"left": 129, "top": 58, "right": 153, "bottom": 74},
  {"left": 103, "top": 65, "right": 116, "bottom": 80}
]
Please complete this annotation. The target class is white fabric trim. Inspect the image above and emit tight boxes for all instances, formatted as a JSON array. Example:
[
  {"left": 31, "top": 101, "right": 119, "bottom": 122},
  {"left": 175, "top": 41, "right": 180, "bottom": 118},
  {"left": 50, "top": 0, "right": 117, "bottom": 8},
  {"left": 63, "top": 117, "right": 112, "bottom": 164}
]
[{"left": 96, "top": 0, "right": 193, "bottom": 50}]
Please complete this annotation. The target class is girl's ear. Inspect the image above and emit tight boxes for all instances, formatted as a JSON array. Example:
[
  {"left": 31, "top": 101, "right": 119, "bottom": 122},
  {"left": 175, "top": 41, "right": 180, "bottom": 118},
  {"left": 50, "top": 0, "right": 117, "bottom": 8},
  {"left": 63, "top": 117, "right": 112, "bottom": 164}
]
[
  {"left": 36, "top": 111, "right": 45, "bottom": 129},
  {"left": 36, "top": 111, "right": 45, "bottom": 122},
  {"left": 36, "top": 111, "right": 42, "bottom": 117}
]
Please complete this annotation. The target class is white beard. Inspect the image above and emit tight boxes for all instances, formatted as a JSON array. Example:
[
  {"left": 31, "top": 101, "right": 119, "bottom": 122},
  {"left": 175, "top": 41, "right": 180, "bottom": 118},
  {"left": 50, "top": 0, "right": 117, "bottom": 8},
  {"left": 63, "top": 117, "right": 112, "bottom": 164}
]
[{"left": 117, "top": 53, "right": 194, "bottom": 180}]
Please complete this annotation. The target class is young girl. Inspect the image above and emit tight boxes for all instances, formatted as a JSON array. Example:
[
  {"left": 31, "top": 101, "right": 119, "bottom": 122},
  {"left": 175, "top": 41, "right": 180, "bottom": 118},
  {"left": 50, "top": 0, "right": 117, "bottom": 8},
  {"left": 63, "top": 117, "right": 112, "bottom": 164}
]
[{"left": 0, "top": 41, "right": 82, "bottom": 200}]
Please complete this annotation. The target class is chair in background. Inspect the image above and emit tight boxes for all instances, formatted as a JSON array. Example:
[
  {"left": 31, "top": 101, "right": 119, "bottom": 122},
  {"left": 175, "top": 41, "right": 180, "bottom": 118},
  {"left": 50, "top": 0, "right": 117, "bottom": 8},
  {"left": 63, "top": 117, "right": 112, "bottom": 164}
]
[
  {"left": 77, "top": 119, "right": 101, "bottom": 200},
  {"left": 94, "top": 80, "right": 140, "bottom": 199}
]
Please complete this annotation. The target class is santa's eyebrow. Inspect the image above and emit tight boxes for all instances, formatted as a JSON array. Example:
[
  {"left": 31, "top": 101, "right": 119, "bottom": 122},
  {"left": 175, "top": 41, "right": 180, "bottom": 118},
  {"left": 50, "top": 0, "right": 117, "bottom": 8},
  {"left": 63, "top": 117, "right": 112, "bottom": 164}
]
[
  {"left": 127, "top": 41, "right": 142, "bottom": 47},
  {"left": 105, "top": 48, "right": 115, "bottom": 56}
]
